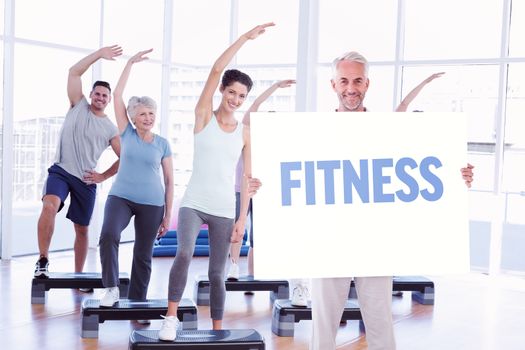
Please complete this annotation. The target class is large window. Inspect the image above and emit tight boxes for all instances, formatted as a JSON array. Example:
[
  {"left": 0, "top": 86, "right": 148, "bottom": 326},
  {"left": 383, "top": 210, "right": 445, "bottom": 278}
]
[
  {"left": 14, "top": 0, "right": 100, "bottom": 48},
  {"left": 1, "top": 0, "right": 525, "bottom": 272},
  {"left": 318, "top": 0, "right": 398, "bottom": 63},
  {"left": 509, "top": 0, "right": 525, "bottom": 57},
  {"left": 103, "top": 0, "right": 165, "bottom": 61},
  {"left": 12, "top": 45, "right": 91, "bottom": 255},
  {"left": 237, "top": 0, "right": 298, "bottom": 65},
  {"left": 503, "top": 63, "right": 525, "bottom": 194},
  {"left": 237, "top": 0, "right": 298, "bottom": 116},
  {"left": 168, "top": 0, "right": 230, "bottom": 201},
  {"left": 404, "top": 0, "right": 503, "bottom": 60},
  {"left": 171, "top": 0, "right": 230, "bottom": 65},
  {"left": 501, "top": 61, "right": 525, "bottom": 276}
]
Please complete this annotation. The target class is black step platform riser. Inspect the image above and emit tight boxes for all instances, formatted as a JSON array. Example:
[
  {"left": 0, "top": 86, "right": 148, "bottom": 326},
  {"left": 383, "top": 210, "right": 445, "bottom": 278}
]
[
  {"left": 81, "top": 299, "right": 198, "bottom": 339},
  {"left": 194, "top": 275, "right": 289, "bottom": 306},
  {"left": 348, "top": 276, "right": 435, "bottom": 305},
  {"left": 272, "top": 299, "right": 361, "bottom": 337},
  {"left": 129, "top": 329, "right": 265, "bottom": 349},
  {"left": 31, "top": 272, "right": 130, "bottom": 304}
]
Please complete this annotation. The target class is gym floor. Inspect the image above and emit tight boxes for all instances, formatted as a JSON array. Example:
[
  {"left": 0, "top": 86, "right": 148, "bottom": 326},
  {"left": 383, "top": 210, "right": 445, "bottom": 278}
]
[{"left": 1, "top": 242, "right": 525, "bottom": 349}]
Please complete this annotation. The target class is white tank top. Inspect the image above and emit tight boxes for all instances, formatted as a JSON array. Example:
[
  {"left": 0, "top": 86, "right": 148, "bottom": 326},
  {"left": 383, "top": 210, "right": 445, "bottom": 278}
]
[{"left": 180, "top": 115, "right": 244, "bottom": 218}]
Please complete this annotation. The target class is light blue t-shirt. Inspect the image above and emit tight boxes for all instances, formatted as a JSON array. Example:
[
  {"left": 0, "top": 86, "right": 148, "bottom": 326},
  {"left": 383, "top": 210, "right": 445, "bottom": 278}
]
[{"left": 109, "top": 123, "right": 172, "bottom": 206}]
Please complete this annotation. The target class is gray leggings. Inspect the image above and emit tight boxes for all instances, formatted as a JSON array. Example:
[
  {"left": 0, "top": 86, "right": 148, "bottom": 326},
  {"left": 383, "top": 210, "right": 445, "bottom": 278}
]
[
  {"left": 99, "top": 195, "right": 164, "bottom": 300},
  {"left": 168, "top": 207, "right": 233, "bottom": 320}
]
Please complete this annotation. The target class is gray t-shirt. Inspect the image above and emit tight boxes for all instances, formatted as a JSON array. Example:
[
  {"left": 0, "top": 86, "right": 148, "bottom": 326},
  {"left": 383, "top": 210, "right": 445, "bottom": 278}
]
[{"left": 55, "top": 97, "right": 118, "bottom": 180}]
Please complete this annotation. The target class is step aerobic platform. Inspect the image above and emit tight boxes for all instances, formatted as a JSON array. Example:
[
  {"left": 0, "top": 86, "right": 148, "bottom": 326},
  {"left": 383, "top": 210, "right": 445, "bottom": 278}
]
[
  {"left": 31, "top": 272, "right": 130, "bottom": 304},
  {"left": 272, "top": 299, "right": 362, "bottom": 337},
  {"left": 81, "top": 298, "right": 197, "bottom": 338},
  {"left": 129, "top": 329, "right": 265, "bottom": 349},
  {"left": 194, "top": 275, "right": 289, "bottom": 306},
  {"left": 348, "top": 275, "right": 435, "bottom": 305}
]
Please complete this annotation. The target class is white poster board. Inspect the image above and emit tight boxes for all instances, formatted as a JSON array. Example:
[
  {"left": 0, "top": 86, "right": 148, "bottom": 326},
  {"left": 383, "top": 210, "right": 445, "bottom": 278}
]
[{"left": 250, "top": 112, "right": 469, "bottom": 279}]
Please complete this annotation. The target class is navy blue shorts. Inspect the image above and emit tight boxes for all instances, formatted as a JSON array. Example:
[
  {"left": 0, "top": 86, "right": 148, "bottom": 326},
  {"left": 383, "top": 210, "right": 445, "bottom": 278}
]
[{"left": 43, "top": 164, "right": 97, "bottom": 226}]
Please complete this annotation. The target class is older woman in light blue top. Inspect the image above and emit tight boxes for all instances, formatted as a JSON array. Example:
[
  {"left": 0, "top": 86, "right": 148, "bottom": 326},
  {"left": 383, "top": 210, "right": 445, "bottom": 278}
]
[{"left": 99, "top": 49, "right": 173, "bottom": 308}]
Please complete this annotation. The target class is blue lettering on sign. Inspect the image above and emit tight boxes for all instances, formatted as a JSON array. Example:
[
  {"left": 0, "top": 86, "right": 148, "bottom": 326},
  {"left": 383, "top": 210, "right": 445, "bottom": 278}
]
[
  {"left": 280, "top": 162, "right": 302, "bottom": 206},
  {"left": 280, "top": 157, "right": 444, "bottom": 206}
]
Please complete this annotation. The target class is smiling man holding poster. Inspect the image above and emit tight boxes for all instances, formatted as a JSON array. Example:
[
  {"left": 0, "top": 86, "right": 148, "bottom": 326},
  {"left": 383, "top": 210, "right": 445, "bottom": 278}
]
[{"left": 250, "top": 50, "right": 474, "bottom": 350}]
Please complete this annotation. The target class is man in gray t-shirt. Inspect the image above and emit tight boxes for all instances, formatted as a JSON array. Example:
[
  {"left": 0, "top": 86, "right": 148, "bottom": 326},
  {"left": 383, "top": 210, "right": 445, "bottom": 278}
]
[{"left": 34, "top": 46, "right": 122, "bottom": 280}]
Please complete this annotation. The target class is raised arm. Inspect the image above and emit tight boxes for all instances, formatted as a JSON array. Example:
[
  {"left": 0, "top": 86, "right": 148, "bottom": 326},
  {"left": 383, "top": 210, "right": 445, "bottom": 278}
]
[
  {"left": 242, "top": 79, "right": 295, "bottom": 126},
  {"left": 113, "top": 49, "right": 152, "bottom": 133},
  {"left": 67, "top": 45, "right": 122, "bottom": 107},
  {"left": 194, "top": 23, "right": 275, "bottom": 133},
  {"left": 395, "top": 72, "right": 445, "bottom": 112}
]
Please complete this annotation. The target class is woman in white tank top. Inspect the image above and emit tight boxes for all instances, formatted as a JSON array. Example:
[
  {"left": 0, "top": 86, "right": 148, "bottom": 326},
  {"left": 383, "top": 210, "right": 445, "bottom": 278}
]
[{"left": 159, "top": 23, "right": 269, "bottom": 340}]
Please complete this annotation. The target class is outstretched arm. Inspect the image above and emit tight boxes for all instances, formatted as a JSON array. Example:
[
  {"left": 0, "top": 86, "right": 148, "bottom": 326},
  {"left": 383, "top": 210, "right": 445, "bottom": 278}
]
[
  {"left": 396, "top": 72, "right": 445, "bottom": 112},
  {"left": 194, "top": 23, "right": 275, "bottom": 133},
  {"left": 67, "top": 45, "right": 122, "bottom": 107},
  {"left": 113, "top": 49, "right": 152, "bottom": 134},
  {"left": 242, "top": 79, "right": 295, "bottom": 126}
]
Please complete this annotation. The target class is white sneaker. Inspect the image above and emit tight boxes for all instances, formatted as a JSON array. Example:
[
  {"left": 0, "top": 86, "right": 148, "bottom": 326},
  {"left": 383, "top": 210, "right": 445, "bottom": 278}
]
[
  {"left": 158, "top": 315, "right": 180, "bottom": 341},
  {"left": 226, "top": 262, "right": 240, "bottom": 281},
  {"left": 136, "top": 319, "right": 151, "bottom": 325},
  {"left": 99, "top": 287, "right": 119, "bottom": 307},
  {"left": 291, "top": 285, "right": 309, "bottom": 307}
]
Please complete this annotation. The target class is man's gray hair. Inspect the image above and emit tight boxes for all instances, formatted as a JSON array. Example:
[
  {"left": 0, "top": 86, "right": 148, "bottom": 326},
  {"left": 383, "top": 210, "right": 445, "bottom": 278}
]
[
  {"left": 332, "top": 51, "right": 369, "bottom": 78},
  {"left": 127, "top": 96, "right": 157, "bottom": 122}
]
